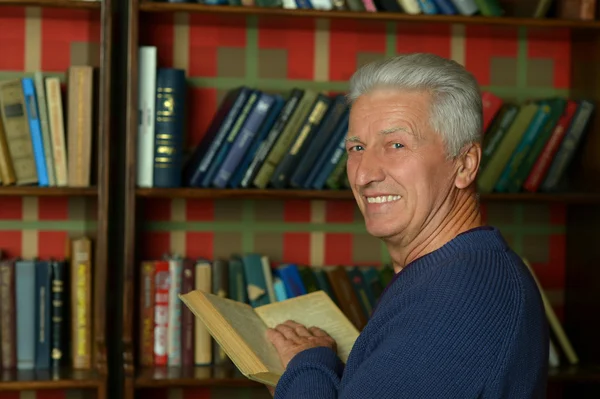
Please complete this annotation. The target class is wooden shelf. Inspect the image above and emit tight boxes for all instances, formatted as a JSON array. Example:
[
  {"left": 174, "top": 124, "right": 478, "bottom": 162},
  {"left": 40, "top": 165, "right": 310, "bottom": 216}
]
[
  {"left": 0, "top": 0, "right": 101, "bottom": 8},
  {"left": 548, "top": 363, "right": 600, "bottom": 383},
  {"left": 136, "top": 188, "right": 600, "bottom": 203},
  {"left": 0, "top": 368, "right": 103, "bottom": 391},
  {"left": 138, "top": 1, "right": 600, "bottom": 30},
  {"left": 132, "top": 364, "right": 600, "bottom": 388},
  {"left": 0, "top": 186, "right": 97, "bottom": 197},
  {"left": 135, "top": 366, "right": 261, "bottom": 388}
]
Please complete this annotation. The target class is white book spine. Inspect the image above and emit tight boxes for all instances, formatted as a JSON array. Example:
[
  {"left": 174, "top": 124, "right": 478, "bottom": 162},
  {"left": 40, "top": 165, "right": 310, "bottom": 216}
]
[
  {"left": 399, "top": 0, "right": 422, "bottom": 13},
  {"left": 450, "top": 0, "right": 478, "bottom": 15},
  {"left": 137, "top": 46, "right": 157, "bottom": 187},
  {"left": 167, "top": 259, "right": 182, "bottom": 366}
]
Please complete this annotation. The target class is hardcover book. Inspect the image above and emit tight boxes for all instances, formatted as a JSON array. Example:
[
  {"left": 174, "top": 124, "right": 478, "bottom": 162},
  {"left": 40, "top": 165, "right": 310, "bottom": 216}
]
[{"left": 179, "top": 290, "right": 359, "bottom": 386}]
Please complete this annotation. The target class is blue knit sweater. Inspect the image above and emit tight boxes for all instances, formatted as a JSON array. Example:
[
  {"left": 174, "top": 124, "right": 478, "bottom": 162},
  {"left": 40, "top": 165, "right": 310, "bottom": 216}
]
[{"left": 274, "top": 227, "right": 549, "bottom": 398}]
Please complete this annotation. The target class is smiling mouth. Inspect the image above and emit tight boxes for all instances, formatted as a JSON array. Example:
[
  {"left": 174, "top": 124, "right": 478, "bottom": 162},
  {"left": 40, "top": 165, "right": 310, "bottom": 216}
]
[{"left": 365, "top": 195, "right": 402, "bottom": 204}]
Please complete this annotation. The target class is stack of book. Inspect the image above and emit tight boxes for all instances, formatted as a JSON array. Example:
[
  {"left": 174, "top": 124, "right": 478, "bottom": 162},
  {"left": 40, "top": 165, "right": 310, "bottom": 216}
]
[{"left": 0, "top": 237, "right": 94, "bottom": 371}]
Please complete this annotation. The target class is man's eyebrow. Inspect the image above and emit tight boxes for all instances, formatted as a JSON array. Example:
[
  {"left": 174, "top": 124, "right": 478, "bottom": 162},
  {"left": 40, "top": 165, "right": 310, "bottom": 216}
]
[
  {"left": 379, "top": 126, "right": 415, "bottom": 136},
  {"left": 345, "top": 127, "right": 416, "bottom": 143}
]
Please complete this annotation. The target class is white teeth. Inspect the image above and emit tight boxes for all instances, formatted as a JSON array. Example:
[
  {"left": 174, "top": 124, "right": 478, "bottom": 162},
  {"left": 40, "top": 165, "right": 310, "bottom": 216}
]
[{"left": 366, "top": 195, "right": 401, "bottom": 204}]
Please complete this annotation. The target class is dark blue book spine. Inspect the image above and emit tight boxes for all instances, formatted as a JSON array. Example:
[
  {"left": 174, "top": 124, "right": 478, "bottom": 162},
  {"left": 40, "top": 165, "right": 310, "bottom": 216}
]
[
  {"left": 213, "top": 93, "right": 277, "bottom": 188},
  {"left": 153, "top": 68, "right": 186, "bottom": 188},
  {"left": 22, "top": 78, "right": 48, "bottom": 187},
  {"left": 200, "top": 91, "right": 259, "bottom": 187},
  {"left": 432, "top": 0, "right": 457, "bottom": 13},
  {"left": 51, "top": 260, "right": 68, "bottom": 369},
  {"left": 311, "top": 116, "right": 349, "bottom": 189},
  {"left": 279, "top": 265, "right": 307, "bottom": 298},
  {"left": 305, "top": 111, "right": 349, "bottom": 189},
  {"left": 290, "top": 95, "right": 347, "bottom": 188},
  {"left": 228, "top": 96, "right": 284, "bottom": 188},
  {"left": 240, "top": 89, "right": 304, "bottom": 188},
  {"left": 541, "top": 100, "right": 595, "bottom": 191},
  {"left": 34, "top": 261, "right": 52, "bottom": 369},
  {"left": 270, "top": 94, "right": 330, "bottom": 189},
  {"left": 184, "top": 87, "right": 251, "bottom": 187},
  {"left": 417, "top": 0, "right": 438, "bottom": 14}
]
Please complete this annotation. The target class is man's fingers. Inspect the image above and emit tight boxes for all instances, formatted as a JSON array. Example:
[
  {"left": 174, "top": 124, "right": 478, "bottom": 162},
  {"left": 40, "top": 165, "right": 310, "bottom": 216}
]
[
  {"left": 282, "top": 320, "right": 312, "bottom": 337},
  {"left": 275, "top": 323, "right": 302, "bottom": 343},
  {"left": 308, "top": 326, "right": 329, "bottom": 337},
  {"left": 266, "top": 328, "right": 287, "bottom": 348}
]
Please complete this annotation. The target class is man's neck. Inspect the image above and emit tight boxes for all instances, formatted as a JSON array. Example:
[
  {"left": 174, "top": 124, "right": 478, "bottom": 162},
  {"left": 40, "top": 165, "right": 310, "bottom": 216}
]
[{"left": 387, "top": 191, "right": 483, "bottom": 273}]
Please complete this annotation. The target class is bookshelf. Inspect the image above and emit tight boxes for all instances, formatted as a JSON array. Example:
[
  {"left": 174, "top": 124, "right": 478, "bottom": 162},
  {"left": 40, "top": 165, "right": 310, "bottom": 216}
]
[
  {"left": 120, "top": 1, "right": 600, "bottom": 398},
  {"left": 134, "top": 187, "right": 600, "bottom": 203},
  {"left": 0, "top": 0, "right": 113, "bottom": 398},
  {"left": 139, "top": 1, "right": 600, "bottom": 29}
]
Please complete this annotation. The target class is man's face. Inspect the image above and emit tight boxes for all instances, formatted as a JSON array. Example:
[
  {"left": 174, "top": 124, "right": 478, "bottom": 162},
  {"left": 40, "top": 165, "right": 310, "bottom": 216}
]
[{"left": 346, "top": 88, "right": 458, "bottom": 241}]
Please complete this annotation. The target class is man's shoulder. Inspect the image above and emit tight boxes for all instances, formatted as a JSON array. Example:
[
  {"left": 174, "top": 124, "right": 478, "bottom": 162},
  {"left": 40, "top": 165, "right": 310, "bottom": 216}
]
[{"left": 431, "top": 248, "right": 544, "bottom": 312}]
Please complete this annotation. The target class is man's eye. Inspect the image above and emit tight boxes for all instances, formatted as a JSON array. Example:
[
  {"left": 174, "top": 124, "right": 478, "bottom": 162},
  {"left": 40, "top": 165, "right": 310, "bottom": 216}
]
[
  {"left": 392, "top": 143, "right": 404, "bottom": 149},
  {"left": 348, "top": 145, "right": 364, "bottom": 152}
]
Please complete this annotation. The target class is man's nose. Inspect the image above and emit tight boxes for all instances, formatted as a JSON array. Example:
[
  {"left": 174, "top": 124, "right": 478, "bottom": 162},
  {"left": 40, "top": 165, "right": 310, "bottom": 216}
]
[{"left": 354, "top": 149, "right": 385, "bottom": 187}]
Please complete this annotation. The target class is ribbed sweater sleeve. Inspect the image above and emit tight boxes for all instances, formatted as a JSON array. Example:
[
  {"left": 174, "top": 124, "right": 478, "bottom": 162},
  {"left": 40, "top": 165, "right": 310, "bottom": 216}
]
[{"left": 274, "top": 231, "right": 548, "bottom": 399}]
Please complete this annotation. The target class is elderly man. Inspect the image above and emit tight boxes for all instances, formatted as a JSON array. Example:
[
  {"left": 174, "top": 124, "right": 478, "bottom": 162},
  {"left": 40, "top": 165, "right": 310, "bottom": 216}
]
[{"left": 266, "top": 53, "right": 549, "bottom": 398}]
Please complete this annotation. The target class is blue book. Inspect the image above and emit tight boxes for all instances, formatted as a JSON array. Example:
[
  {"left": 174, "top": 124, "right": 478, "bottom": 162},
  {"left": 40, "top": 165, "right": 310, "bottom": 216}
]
[
  {"left": 228, "top": 256, "right": 249, "bottom": 304},
  {"left": 153, "top": 68, "right": 186, "bottom": 188},
  {"left": 241, "top": 253, "right": 271, "bottom": 308},
  {"left": 494, "top": 101, "right": 552, "bottom": 193},
  {"left": 308, "top": 113, "right": 349, "bottom": 189},
  {"left": 277, "top": 264, "right": 307, "bottom": 298},
  {"left": 270, "top": 94, "right": 331, "bottom": 189},
  {"left": 541, "top": 100, "right": 595, "bottom": 191},
  {"left": 431, "top": 0, "right": 456, "bottom": 13},
  {"left": 417, "top": 0, "right": 438, "bottom": 14},
  {"left": 200, "top": 91, "right": 260, "bottom": 187},
  {"left": 184, "top": 87, "right": 252, "bottom": 187},
  {"left": 34, "top": 261, "right": 52, "bottom": 369},
  {"left": 290, "top": 95, "right": 347, "bottom": 188},
  {"left": 273, "top": 276, "right": 289, "bottom": 302},
  {"left": 239, "top": 89, "right": 304, "bottom": 188},
  {"left": 16, "top": 260, "right": 36, "bottom": 370},
  {"left": 228, "top": 95, "right": 284, "bottom": 188},
  {"left": 213, "top": 92, "right": 279, "bottom": 188},
  {"left": 22, "top": 78, "right": 48, "bottom": 187}
]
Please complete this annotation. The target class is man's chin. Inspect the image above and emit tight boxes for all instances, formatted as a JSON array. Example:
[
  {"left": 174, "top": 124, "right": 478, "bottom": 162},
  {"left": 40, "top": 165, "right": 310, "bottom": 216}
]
[{"left": 364, "top": 222, "right": 402, "bottom": 241}]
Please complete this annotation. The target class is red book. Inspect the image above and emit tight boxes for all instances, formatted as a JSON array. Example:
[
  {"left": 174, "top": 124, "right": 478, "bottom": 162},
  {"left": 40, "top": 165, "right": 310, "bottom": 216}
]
[
  {"left": 523, "top": 100, "right": 578, "bottom": 193},
  {"left": 481, "top": 92, "right": 503, "bottom": 135}
]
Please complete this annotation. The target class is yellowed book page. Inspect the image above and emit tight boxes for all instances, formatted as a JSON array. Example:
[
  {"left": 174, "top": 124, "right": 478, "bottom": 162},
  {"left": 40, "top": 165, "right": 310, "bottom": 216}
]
[
  {"left": 255, "top": 291, "right": 359, "bottom": 363},
  {"left": 522, "top": 258, "right": 578, "bottom": 364},
  {"left": 179, "top": 291, "right": 284, "bottom": 377}
]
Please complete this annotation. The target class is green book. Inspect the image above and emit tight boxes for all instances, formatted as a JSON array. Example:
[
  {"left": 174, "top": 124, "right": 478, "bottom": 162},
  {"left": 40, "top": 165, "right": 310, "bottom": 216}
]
[{"left": 477, "top": 103, "right": 539, "bottom": 193}]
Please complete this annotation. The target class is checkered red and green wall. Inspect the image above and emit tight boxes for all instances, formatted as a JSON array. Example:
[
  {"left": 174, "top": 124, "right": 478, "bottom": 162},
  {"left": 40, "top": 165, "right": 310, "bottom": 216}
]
[{"left": 0, "top": 7, "right": 572, "bottom": 399}]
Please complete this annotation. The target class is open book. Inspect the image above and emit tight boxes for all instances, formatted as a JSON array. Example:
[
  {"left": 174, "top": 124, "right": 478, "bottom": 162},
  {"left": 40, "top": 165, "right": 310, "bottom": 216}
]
[{"left": 179, "top": 290, "right": 360, "bottom": 387}]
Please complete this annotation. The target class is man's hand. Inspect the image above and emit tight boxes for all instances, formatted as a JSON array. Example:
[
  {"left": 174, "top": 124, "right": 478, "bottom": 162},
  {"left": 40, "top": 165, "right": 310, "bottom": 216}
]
[{"left": 266, "top": 320, "right": 337, "bottom": 369}]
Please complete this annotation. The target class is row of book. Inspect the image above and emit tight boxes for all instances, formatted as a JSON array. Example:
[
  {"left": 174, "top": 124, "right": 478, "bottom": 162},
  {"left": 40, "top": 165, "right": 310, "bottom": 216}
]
[
  {"left": 139, "top": 253, "right": 579, "bottom": 370},
  {"left": 154, "top": 0, "right": 596, "bottom": 21},
  {"left": 0, "top": 237, "right": 94, "bottom": 371},
  {"left": 137, "top": 53, "right": 591, "bottom": 194},
  {"left": 138, "top": 46, "right": 514, "bottom": 190},
  {"left": 0, "top": 68, "right": 94, "bottom": 188},
  {"left": 138, "top": 253, "right": 394, "bottom": 368},
  {"left": 478, "top": 97, "right": 593, "bottom": 194}
]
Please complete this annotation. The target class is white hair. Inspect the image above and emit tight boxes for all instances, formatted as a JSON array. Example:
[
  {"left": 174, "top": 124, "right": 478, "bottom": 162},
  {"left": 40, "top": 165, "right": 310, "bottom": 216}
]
[{"left": 347, "top": 53, "right": 483, "bottom": 158}]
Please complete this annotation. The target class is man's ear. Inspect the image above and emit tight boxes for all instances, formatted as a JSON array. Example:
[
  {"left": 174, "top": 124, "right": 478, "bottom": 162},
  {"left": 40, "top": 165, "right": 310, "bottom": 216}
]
[{"left": 455, "top": 143, "right": 481, "bottom": 189}]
